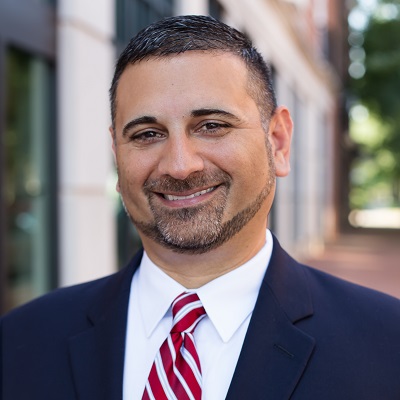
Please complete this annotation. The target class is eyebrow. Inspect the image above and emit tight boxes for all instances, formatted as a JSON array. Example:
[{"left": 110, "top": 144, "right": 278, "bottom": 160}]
[
  {"left": 122, "top": 116, "right": 157, "bottom": 137},
  {"left": 191, "top": 108, "right": 241, "bottom": 122}
]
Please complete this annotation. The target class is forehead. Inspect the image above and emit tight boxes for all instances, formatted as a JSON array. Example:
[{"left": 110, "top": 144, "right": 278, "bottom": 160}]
[
  {"left": 118, "top": 50, "right": 249, "bottom": 81},
  {"left": 114, "top": 52, "right": 254, "bottom": 124}
]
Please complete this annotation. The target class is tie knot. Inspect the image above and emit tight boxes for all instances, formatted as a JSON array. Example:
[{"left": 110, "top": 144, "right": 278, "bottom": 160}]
[{"left": 171, "top": 292, "right": 206, "bottom": 333}]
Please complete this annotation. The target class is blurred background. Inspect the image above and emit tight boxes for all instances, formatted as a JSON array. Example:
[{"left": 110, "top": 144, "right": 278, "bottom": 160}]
[{"left": 0, "top": 0, "right": 399, "bottom": 314}]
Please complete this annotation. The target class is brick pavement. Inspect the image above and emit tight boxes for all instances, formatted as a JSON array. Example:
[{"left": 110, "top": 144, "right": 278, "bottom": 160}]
[{"left": 303, "top": 232, "right": 400, "bottom": 299}]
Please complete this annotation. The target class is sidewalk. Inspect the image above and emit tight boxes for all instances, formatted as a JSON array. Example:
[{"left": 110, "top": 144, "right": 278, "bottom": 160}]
[{"left": 303, "top": 232, "right": 400, "bottom": 299}]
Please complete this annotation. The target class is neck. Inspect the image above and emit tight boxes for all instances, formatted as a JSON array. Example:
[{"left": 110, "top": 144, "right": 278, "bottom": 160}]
[{"left": 140, "top": 223, "right": 268, "bottom": 289}]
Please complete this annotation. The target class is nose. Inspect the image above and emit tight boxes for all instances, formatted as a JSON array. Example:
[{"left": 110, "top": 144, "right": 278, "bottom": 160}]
[{"left": 158, "top": 135, "right": 204, "bottom": 180}]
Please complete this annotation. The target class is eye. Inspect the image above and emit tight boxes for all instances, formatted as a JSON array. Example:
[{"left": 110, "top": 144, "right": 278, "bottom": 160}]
[
  {"left": 130, "top": 130, "right": 165, "bottom": 144},
  {"left": 197, "top": 121, "right": 231, "bottom": 134}
]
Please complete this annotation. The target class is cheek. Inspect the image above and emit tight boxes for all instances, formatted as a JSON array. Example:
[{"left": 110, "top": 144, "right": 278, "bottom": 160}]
[
  {"left": 215, "top": 139, "right": 270, "bottom": 183},
  {"left": 117, "top": 150, "right": 155, "bottom": 185},
  {"left": 116, "top": 164, "right": 143, "bottom": 204}
]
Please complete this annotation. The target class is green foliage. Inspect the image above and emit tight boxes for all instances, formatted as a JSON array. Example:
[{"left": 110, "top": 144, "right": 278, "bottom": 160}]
[
  {"left": 354, "top": 19, "right": 400, "bottom": 119},
  {"left": 349, "top": 1, "right": 400, "bottom": 208}
]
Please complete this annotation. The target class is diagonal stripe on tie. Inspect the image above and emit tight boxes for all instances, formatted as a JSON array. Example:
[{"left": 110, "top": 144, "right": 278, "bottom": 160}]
[{"left": 142, "top": 292, "right": 206, "bottom": 400}]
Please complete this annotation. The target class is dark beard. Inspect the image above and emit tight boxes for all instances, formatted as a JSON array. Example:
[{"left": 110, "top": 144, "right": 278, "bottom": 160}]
[
  {"left": 126, "top": 173, "right": 274, "bottom": 255},
  {"left": 129, "top": 170, "right": 230, "bottom": 254}
]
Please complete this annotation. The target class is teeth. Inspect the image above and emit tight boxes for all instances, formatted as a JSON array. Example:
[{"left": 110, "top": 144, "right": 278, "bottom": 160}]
[{"left": 164, "top": 187, "right": 215, "bottom": 201}]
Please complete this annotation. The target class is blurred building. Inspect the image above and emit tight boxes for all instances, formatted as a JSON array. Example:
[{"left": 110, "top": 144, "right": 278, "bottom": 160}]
[{"left": 0, "top": 0, "right": 348, "bottom": 313}]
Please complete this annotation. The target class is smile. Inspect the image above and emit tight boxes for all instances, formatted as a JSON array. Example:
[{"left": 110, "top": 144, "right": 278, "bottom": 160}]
[{"left": 163, "top": 187, "right": 216, "bottom": 201}]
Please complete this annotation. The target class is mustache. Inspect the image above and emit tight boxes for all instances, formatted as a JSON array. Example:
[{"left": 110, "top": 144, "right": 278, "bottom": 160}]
[{"left": 143, "top": 171, "right": 231, "bottom": 193}]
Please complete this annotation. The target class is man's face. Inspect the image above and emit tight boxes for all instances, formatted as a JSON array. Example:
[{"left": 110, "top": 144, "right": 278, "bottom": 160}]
[{"left": 112, "top": 51, "right": 291, "bottom": 254}]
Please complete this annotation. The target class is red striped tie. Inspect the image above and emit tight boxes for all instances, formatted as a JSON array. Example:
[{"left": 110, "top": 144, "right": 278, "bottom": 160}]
[{"left": 142, "top": 292, "right": 206, "bottom": 400}]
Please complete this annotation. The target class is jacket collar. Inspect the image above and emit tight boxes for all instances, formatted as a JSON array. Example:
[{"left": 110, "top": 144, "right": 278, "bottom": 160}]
[
  {"left": 68, "top": 250, "right": 143, "bottom": 400},
  {"left": 226, "top": 235, "right": 315, "bottom": 400}
]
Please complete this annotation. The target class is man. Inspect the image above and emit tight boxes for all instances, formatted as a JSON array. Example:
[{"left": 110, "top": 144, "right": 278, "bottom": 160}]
[{"left": 1, "top": 15, "right": 400, "bottom": 400}]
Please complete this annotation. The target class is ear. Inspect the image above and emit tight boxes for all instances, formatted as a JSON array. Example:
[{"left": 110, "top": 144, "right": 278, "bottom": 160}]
[
  {"left": 109, "top": 126, "right": 121, "bottom": 193},
  {"left": 268, "top": 106, "right": 293, "bottom": 177}
]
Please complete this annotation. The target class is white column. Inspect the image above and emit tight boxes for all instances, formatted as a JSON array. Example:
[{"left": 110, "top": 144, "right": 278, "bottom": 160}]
[
  {"left": 57, "top": 0, "right": 116, "bottom": 286},
  {"left": 174, "top": 0, "right": 208, "bottom": 16}
]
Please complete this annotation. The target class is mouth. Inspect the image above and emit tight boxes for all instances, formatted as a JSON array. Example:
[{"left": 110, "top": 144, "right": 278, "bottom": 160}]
[{"left": 162, "top": 186, "right": 217, "bottom": 201}]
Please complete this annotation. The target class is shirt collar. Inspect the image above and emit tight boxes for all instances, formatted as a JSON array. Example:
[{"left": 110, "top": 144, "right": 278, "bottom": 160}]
[
  {"left": 136, "top": 252, "right": 185, "bottom": 337},
  {"left": 136, "top": 229, "right": 274, "bottom": 343}
]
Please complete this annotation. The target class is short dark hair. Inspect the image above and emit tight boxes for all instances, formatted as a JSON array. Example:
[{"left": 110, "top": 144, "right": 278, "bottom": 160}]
[{"left": 110, "top": 15, "right": 277, "bottom": 128}]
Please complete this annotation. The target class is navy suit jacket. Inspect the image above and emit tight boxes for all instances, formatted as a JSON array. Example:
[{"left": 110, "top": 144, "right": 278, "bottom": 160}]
[{"left": 2, "top": 236, "right": 400, "bottom": 399}]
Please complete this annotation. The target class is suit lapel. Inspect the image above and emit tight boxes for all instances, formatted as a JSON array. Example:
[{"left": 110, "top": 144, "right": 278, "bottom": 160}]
[
  {"left": 226, "top": 237, "right": 315, "bottom": 400},
  {"left": 68, "top": 251, "right": 143, "bottom": 400},
  {"left": 66, "top": 238, "right": 314, "bottom": 399}
]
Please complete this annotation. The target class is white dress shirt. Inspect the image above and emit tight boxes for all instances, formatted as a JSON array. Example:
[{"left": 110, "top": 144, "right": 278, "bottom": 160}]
[{"left": 123, "top": 229, "right": 274, "bottom": 400}]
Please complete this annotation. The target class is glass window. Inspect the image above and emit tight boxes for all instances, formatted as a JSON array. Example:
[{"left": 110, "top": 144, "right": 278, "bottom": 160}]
[
  {"left": 209, "top": 0, "right": 224, "bottom": 20},
  {"left": 116, "top": 0, "right": 173, "bottom": 53},
  {"left": 4, "top": 47, "right": 56, "bottom": 309}
]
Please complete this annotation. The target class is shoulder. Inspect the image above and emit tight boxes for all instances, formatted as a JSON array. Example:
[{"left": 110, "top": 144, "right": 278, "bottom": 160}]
[
  {"left": 270, "top": 235, "right": 400, "bottom": 319},
  {"left": 267, "top": 235, "right": 400, "bottom": 346},
  {"left": 294, "top": 262, "right": 400, "bottom": 357},
  {"left": 1, "top": 250, "right": 142, "bottom": 335},
  {"left": 3, "top": 276, "right": 108, "bottom": 326},
  {"left": 302, "top": 262, "right": 400, "bottom": 315},
  {"left": 0, "top": 278, "right": 108, "bottom": 345}
]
